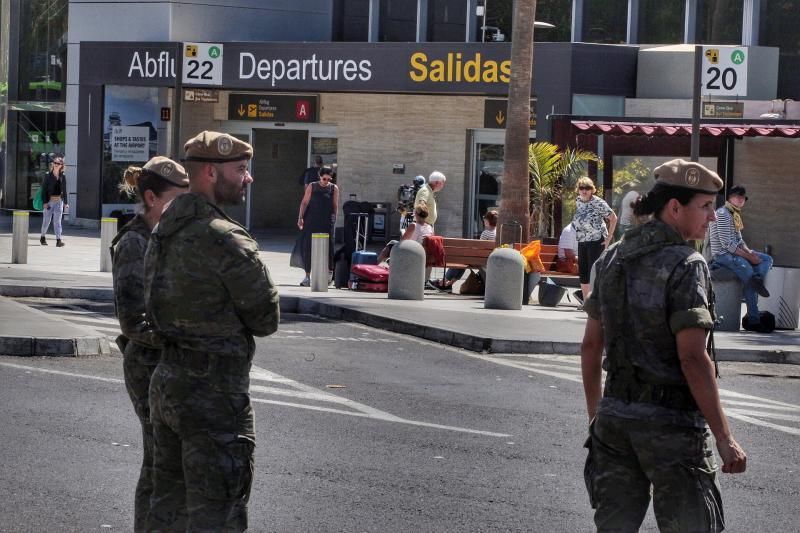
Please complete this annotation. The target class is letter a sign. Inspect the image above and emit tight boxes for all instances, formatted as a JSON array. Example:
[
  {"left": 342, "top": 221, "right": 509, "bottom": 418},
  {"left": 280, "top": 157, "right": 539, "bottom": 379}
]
[{"left": 296, "top": 100, "right": 311, "bottom": 121}]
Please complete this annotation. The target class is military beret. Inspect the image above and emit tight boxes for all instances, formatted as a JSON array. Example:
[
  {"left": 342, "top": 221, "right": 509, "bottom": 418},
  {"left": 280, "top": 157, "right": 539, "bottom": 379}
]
[
  {"left": 652, "top": 159, "right": 723, "bottom": 194},
  {"left": 143, "top": 156, "right": 189, "bottom": 187},
  {"left": 183, "top": 131, "right": 253, "bottom": 163}
]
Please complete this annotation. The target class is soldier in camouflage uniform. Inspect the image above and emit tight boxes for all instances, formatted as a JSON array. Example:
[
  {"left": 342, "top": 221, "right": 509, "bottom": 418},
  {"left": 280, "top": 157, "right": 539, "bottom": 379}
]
[
  {"left": 581, "top": 159, "right": 747, "bottom": 532},
  {"left": 144, "top": 131, "right": 279, "bottom": 531},
  {"left": 111, "top": 156, "right": 189, "bottom": 532}
]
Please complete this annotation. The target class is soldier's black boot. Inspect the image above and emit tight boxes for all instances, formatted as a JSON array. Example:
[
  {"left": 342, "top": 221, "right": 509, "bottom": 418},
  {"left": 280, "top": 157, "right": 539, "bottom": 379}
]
[
  {"left": 40, "top": 235, "right": 48, "bottom": 246},
  {"left": 56, "top": 239, "right": 65, "bottom": 247}
]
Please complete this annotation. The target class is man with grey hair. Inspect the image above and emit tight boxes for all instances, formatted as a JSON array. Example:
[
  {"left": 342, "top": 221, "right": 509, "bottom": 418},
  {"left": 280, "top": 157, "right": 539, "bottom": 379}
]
[{"left": 414, "top": 170, "right": 446, "bottom": 227}]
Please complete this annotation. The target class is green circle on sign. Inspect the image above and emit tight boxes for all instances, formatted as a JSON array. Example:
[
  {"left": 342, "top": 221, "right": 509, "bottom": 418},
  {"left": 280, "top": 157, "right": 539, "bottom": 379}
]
[
  {"left": 731, "top": 50, "right": 745, "bottom": 65},
  {"left": 209, "top": 46, "right": 221, "bottom": 58}
]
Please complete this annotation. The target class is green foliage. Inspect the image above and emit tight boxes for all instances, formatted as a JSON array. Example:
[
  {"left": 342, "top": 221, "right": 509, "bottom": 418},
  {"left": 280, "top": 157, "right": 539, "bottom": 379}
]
[
  {"left": 528, "top": 142, "right": 601, "bottom": 237},
  {"left": 612, "top": 158, "right": 651, "bottom": 195}
]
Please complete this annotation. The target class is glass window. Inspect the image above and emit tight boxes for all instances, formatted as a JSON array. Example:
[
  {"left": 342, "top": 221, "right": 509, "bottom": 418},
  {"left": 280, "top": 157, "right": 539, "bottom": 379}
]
[
  {"left": 473, "top": 143, "right": 503, "bottom": 237},
  {"left": 310, "top": 137, "right": 338, "bottom": 182},
  {"left": 17, "top": 0, "right": 68, "bottom": 103},
  {"left": 380, "top": 0, "right": 417, "bottom": 42},
  {"left": 535, "top": 0, "right": 572, "bottom": 42},
  {"left": 480, "top": 0, "right": 512, "bottom": 42},
  {"left": 13, "top": 110, "right": 63, "bottom": 208},
  {"left": 0, "top": 0, "right": 8, "bottom": 198},
  {"left": 427, "top": 0, "right": 467, "bottom": 42},
  {"left": 101, "top": 86, "right": 161, "bottom": 204},
  {"left": 760, "top": 0, "right": 800, "bottom": 55},
  {"left": 638, "top": 0, "right": 685, "bottom": 44},
  {"left": 333, "top": 0, "right": 369, "bottom": 42},
  {"left": 696, "top": 0, "right": 743, "bottom": 44},
  {"left": 583, "top": 0, "right": 628, "bottom": 44}
]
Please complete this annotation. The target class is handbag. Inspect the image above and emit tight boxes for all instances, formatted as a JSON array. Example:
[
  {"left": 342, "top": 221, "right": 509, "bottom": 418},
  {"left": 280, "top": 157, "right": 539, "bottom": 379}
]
[
  {"left": 459, "top": 270, "right": 485, "bottom": 295},
  {"left": 555, "top": 256, "right": 579, "bottom": 275},
  {"left": 33, "top": 186, "right": 44, "bottom": 211}
]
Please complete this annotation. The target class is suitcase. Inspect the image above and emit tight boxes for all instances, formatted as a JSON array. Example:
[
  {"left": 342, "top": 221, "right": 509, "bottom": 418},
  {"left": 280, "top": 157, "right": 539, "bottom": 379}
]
[
  {"left": 351, "top": 264, "right": 389, "bottom": 283},
  {"left": 351, "top": 250, "right": 378, "bottom": 266},
  {"left": 348, "top": 279, "right": 388, "bottom": 292}
]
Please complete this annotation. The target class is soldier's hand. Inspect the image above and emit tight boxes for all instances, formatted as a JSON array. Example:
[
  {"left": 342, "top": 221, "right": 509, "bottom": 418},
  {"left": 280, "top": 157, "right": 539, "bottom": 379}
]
[{"left": 716, "top": 436, "right": 747, "bottom": 474}]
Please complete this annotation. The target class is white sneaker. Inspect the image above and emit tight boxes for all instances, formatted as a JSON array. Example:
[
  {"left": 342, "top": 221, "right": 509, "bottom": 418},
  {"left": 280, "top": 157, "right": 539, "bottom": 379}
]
[{"left": 299, "top": 277, "right": 310, "bottom": 287}]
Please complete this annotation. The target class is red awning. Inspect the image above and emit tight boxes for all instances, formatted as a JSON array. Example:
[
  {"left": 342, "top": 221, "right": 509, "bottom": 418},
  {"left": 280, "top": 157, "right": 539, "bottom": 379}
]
[{"left": 571, "top": 120, "right": 800, "bottom": 138}]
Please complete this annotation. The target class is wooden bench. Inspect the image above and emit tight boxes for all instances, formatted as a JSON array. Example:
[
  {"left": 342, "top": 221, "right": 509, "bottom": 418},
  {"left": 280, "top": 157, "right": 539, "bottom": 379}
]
[{"left": 435, "top": 238, "right": 579, "bottom": 286}]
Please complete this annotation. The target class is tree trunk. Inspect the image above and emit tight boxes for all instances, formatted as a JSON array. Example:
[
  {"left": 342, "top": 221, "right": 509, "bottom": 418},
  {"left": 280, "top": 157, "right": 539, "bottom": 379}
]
[{"left": 497, "top": 0, "right": 536, "bottom": 246}]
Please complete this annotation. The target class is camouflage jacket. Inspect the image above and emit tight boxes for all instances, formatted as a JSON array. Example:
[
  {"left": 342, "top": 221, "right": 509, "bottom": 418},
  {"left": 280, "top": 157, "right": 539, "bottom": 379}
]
[
  {"left": 584, "top": 219, "right": 715, "bottom": 427},
  {"left": 144, "top": 193, "right": 279, "bottom": 358},
  {"left": 111, "top": 214, "right": 163, "bottom": 364}
]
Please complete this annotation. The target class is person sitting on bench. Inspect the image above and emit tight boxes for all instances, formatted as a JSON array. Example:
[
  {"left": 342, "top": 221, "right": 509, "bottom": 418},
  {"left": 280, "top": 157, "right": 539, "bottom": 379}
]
[{"left": 707, "top": 185, "right": 773, "bottom": 330}]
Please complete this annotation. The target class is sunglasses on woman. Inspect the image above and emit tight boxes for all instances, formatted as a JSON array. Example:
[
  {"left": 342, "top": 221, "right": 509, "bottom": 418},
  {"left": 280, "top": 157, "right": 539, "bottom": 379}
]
[{"left": 578, "top": 186, "right": 593, "bottom": 191}]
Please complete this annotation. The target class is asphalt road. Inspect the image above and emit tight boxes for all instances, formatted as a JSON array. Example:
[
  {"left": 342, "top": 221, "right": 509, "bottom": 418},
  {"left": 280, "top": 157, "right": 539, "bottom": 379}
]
[{"left": 1, "top": 301, "right": 798, "bottom": 532}]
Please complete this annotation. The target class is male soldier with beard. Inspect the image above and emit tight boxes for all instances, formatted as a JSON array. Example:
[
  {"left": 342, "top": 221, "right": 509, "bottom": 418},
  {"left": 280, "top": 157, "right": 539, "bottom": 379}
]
[{"left": 144, "top": 131, "right": 279, "bottom": 531}]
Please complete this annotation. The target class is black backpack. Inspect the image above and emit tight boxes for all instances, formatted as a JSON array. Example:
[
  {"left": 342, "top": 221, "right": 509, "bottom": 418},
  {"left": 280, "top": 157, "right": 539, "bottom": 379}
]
[{"left": 742, "top": 311, "right": 776, "bottom": 333}]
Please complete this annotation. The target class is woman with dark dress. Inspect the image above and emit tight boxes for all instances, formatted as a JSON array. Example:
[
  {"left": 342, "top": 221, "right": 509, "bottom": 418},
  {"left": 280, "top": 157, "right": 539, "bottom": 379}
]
[{"left": 293, "top": 166, "right": 339, "bottom": 286}]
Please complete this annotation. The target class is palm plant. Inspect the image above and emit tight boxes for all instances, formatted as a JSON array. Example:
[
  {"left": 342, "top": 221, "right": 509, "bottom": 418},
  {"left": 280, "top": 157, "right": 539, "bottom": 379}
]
[{"left": 529, "top": 142, "right": 601, "bottom": 237}]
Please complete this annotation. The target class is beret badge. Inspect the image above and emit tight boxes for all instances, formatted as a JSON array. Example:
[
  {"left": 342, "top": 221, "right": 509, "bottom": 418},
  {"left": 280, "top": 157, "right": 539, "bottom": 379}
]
[{"left": 218, "top": 136, "right": 233, "bottom": 156}]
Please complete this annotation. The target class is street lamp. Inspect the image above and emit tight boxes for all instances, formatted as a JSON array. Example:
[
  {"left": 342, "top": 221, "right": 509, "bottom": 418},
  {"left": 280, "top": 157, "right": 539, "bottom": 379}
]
[{"left": 477, "top": 2, "right": 555, "bottom": 42}]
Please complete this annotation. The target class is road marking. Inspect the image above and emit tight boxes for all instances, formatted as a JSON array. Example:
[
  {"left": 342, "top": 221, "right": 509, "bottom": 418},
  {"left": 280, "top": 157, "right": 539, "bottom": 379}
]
[
  {"left": 0, "top": 362, "right": 511, "bottom": 438},
  {"left": 272, "top": 334, "right": 398, "bottom": 343},
  {"left": 0, "top": 362, "right": 124, "bottom": 384}
]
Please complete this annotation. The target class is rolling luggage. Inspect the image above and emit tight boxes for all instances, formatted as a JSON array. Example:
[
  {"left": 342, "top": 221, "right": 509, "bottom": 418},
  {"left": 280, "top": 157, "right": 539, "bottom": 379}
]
[
  {"left": 351, "top": 250, "right": 378, "bottom": 266},
  {"left": 349, "top": 264, "right": 389, "bottom": 292}
]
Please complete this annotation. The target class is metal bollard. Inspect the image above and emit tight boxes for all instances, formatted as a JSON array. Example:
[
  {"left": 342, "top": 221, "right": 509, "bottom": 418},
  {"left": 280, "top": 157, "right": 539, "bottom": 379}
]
[
  {"left": 12, "top": 211, "right": 29, "bottom": 264},
  {"left": 311, "top": 233, "right": 329, "bottom": 292},
  {"left": 484, "top": 247, "right": 525, "bottom": 310},
  {"left": 100, "top": 217, "right": 117, "bottom": 272},
  {"left": 388, "top": 240, "right": 425, "bottom": 300}
]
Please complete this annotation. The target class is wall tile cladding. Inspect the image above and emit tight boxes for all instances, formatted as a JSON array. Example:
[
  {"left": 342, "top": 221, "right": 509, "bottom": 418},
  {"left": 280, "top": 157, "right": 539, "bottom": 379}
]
[
  {"left": 734, "top": 137, "right": 800, "bottom": 267},
  {"left": 320, "top": 93, "right": 484, "bottom": 237}
]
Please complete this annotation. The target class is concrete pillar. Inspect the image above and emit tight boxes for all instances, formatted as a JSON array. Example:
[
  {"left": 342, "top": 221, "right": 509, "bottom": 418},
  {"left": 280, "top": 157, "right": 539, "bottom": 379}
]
[
  {"left": 12, "top": 211, "right": 29, "bottom": 264},
  {"left": 484, "top": 248, "right": 524, "bottom": 310},
  {"left": 388, "top": 240, "right": 425, "bottom": 300},
  {"left": 100, "top": 217, "right": 117, "bottom": 272},
  {"left": 711, "top": 270, "right": 743, "bottom": 331},
  {"left": 311, "top": 233, "right": 329, "bottom": 292}
]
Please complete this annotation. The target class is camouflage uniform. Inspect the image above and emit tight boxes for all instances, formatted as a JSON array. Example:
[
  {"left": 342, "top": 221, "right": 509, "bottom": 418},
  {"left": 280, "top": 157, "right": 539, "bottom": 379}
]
[
  {"left": 583, "top": 219, "right": 724, "bottom": 532},
  {"left": 144, "top": 192, "right": 279, "bottom": 531},
  {"left": 111, "top": 214, "right": 174, "bottom": 533}
]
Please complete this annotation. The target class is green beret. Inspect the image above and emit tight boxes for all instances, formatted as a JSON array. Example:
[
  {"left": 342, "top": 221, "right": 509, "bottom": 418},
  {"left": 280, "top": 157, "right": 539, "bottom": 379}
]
[
  {"left": 143, "top": 156, "right": 189, "bottom": 187},
  {"left": 183, "top": 131, "right": 253, "bottom": 163},
  {"left": 653, "top": 159, "right": 723, "bottom": 194}
]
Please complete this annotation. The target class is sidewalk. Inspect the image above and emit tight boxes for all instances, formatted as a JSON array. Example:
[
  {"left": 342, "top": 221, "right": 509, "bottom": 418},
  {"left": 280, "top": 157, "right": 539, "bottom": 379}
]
[{"left": 1, "top": 213, "right": 798, "bottom": 363}]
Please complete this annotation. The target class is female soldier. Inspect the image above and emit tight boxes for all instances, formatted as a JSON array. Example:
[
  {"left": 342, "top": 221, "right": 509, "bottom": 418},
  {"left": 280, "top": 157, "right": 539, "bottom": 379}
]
[
  {"left": 581, "top": 159, "right": 746, "bottom": 532},
  {"left": 110, "top": 156, "right": 188, "bottom": 532}
]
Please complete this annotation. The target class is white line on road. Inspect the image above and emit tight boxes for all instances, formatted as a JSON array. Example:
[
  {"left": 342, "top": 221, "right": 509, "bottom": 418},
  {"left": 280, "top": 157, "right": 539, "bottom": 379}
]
[
  {"left": 725, "top": 412, "right": 800, "bottom": 436},
  {"left": 0, "top": 362, "right": 511, "bottom": 438}
]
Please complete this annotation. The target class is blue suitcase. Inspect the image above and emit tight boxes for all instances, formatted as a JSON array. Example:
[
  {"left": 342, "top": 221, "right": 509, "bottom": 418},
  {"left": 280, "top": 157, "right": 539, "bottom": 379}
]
[{"left": 351, "top": 251, "right": 378, "bottom": 266}]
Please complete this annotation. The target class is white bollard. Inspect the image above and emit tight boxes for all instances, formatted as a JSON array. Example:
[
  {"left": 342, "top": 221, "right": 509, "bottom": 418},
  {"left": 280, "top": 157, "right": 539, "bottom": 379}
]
[
  {"left": 311, "top": 232, "right": 329, "bottom": 292},
  {"left": 12, "top": 211, "right": 29, "bottom": 264},
  {"left": 388, "top": 240, "right": 425, "bottom": 300},
  {"left": 484, "top": 247, "right": 525, "bottom": 310},
  {"left": 100, "top": 217, "right": 117, "bottom": 272}
]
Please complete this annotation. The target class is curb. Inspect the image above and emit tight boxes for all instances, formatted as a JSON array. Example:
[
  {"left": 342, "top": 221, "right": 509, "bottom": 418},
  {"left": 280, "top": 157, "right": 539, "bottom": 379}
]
[
  {"left": 0, "top": 285, "right": 114, "bottom": 301},
  {"left": 0, "top": 335, "right": 111, "bottom": 357},
  {"left": 280, "top": 296, "right": 800, "bottom": 364}
]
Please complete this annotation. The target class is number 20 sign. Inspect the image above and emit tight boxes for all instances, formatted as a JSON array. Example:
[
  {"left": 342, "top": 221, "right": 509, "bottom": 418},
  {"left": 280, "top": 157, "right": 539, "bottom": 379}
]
[
  {"left": 702, "top": 46, "right": 747, "bottom": 97},
  {"left": 183, "top": 43, "right": 223, "bottom": 86}
]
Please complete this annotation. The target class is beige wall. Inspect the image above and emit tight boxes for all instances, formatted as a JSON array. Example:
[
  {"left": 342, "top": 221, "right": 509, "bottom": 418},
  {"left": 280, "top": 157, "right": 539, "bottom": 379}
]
[
  {"left": 734, "top": 137, "right": 800, "bottom": 267},
  {"left": 320, "top": 93, "right": 484, "bottom": 237}
]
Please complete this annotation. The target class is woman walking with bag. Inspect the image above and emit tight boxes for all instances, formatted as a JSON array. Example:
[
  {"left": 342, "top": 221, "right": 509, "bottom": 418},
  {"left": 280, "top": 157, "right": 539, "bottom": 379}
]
[
  {"left": 40, "top": 156, "right": 68, "bottom": 247},
  {"left": 572, "top": 177, "right": 617, "bottom": 300},
  {"left": 292, "top": 166, "right": 339, "bottom": 286}
]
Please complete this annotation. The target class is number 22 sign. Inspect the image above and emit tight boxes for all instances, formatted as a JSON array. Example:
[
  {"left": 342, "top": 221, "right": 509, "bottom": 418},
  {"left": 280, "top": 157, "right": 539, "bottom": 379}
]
[
  {"left": 702, "top": 46, "right": 747, "bottom": 97},
  {"left": 183, "top": 43, "right": 223, "bottom": 86}
]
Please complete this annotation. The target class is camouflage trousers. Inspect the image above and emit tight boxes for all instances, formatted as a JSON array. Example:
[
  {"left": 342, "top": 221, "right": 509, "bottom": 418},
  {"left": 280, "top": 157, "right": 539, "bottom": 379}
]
[
  {"left": 584, "top": 414, "right": 724, "bottom": 532},
  {"left": 147, "top": 359, "right": 255, "bottom": 532},
  {"left": 123, "top": 351, "right": 160, "bottom": 533}
]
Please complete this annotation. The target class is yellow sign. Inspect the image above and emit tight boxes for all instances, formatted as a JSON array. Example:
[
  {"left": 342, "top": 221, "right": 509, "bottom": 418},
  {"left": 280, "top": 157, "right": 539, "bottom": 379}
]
[
  {"left": 704, "top": 48, "right": 719, "bottom": 64},
  {"left": 185, "top": 45, "right": 198, "bottom": 58},
  {"left": 495, "top": 110, "right": 506, "bottom": 126}
]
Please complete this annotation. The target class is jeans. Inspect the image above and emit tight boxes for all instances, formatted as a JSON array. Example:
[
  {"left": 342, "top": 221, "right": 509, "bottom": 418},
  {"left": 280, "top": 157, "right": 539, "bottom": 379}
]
[
  {"left": 41, "top": 198, "right": 63, "bottom": 239},
  {"left": 712, "top": 251, "right": 773, "bottom": 322}
]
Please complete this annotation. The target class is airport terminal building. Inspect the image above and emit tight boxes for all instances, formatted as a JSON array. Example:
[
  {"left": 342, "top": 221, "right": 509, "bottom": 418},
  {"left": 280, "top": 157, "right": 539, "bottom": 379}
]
[{"left": 2, "top": 1, "right": 800, "bottom": 265}]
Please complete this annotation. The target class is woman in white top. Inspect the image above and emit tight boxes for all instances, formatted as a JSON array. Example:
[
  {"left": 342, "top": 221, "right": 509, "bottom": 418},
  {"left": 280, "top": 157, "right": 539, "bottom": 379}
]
[
  {"left": 572, "top": 176, "right": 617, "bottom": 300},
  {"left": 377, "top": 205, "right": 432, "bottom": 263}
]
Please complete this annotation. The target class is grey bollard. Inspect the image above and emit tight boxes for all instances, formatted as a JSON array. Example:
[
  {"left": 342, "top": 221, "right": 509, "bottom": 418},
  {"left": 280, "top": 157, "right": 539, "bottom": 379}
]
[
  {"left": 311, "top": 232, "right": 329, "bottom": 292},
  {"left": 12, "top": 211, "right": 29, "bottom": 264},
  {"left": 485, "top": 247, "right": 525, "bottom": 310},
  {"left": 711, "top": 269, "right": 743, "bottom": 331},
  {"left": 100, "top": 217, "right": 117, "bottom": 272},
  {"left": 388, "top": 240, "right": 425, "bottom": 300}
]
